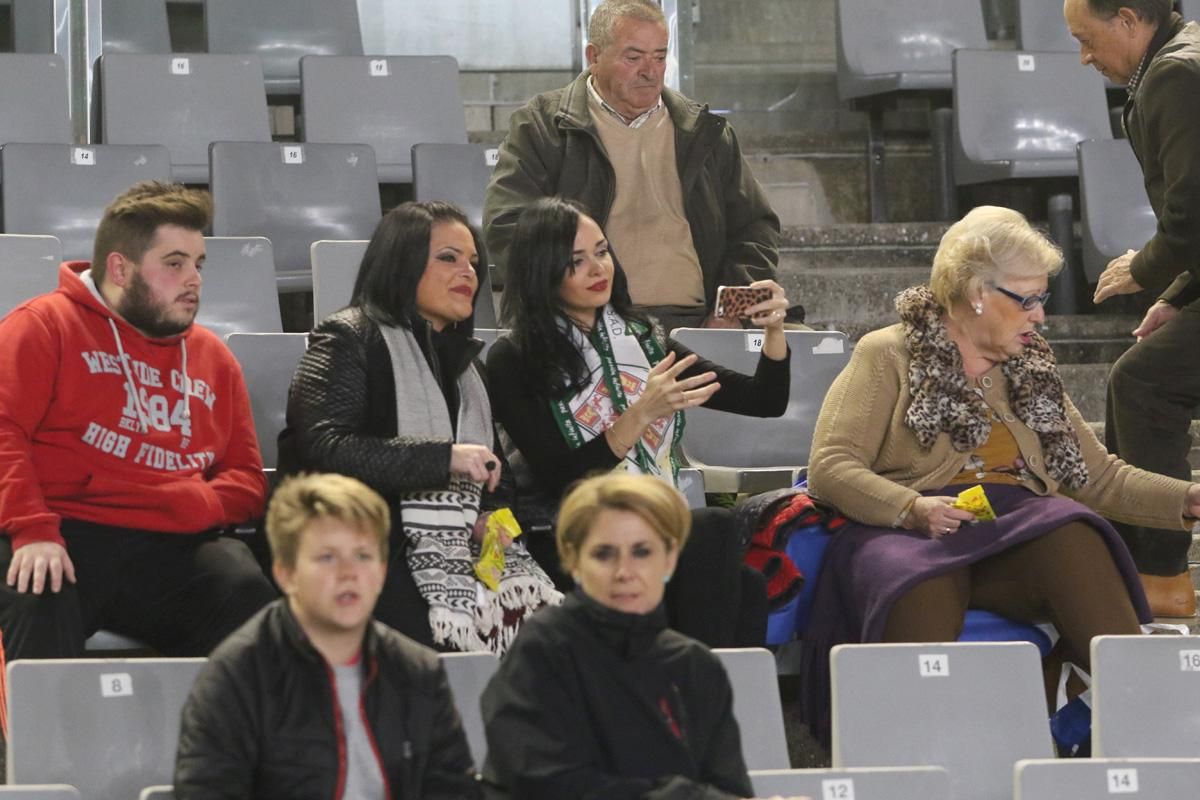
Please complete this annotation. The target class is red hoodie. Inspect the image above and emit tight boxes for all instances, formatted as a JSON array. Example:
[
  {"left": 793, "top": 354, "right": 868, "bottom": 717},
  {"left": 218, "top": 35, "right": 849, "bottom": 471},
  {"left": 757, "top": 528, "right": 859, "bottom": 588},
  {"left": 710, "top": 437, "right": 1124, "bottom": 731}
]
[{"left": 0, "top": 262, "right": 267, "bottom": 550}]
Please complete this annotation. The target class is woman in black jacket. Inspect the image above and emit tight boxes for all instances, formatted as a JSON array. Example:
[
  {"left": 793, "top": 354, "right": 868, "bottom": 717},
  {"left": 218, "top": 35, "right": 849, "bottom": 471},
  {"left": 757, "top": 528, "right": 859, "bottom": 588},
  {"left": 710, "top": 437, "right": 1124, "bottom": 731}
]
[
  {"left": 480, "top": 473, "right": 758, "bottom": 800},
  {"left": 486, "top": 197, "right": 790, "bottom": 646},
  {"left": 278, "top": 201, "right": 560, "bottom": 654}
]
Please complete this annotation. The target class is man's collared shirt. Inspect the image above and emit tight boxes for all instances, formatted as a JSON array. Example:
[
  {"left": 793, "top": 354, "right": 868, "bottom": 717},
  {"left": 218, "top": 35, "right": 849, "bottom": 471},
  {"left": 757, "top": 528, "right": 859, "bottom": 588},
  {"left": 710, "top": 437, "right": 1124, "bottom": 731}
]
[{"left": 586, "top": 76, "right": 662, "bottom": 129}]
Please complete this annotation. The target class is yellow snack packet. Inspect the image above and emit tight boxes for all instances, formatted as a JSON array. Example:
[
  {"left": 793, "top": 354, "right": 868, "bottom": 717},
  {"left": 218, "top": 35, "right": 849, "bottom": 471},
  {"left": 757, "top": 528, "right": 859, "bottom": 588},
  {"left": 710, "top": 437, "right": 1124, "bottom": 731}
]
[
  {"left": 474, "top": 508, "right": 523, "bottom": 591},
  {"left": 952, "top": 484, "right": 996, "bottom": 522}
]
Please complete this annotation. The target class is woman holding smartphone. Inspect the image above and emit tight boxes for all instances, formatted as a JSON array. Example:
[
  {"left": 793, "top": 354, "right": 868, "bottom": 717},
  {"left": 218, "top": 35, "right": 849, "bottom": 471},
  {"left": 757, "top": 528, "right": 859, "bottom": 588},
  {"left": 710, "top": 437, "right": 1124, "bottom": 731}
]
[{"left": 485, "top": 196, "right": 791, "bottom": 646}]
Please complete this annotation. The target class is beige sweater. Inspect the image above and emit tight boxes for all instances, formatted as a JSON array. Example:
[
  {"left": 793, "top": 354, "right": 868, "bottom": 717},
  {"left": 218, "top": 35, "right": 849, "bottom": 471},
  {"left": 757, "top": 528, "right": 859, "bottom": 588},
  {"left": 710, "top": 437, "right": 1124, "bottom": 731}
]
[{"left": 807, "top": 324, "right": 1191, "bottom": 531}]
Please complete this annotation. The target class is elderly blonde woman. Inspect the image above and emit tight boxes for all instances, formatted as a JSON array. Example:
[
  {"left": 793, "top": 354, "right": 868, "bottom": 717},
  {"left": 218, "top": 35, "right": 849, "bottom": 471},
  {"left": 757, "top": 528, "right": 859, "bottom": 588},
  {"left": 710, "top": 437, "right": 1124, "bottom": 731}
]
[{"left": 798, "top": 206, "right": 1200, "bottom": 742}]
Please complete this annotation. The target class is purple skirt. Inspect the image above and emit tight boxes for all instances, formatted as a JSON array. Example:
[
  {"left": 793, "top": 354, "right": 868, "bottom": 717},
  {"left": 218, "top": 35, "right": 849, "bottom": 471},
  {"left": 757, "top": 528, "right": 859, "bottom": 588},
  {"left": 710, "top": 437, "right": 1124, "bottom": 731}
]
[{"left": 799, "top": 483, "right": 1151, "bottom": 744}]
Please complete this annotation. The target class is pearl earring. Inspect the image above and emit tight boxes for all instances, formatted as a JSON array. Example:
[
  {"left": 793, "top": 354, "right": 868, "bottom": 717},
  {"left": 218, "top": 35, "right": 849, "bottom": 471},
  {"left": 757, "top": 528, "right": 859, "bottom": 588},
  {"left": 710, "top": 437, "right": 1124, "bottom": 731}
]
[{"left": 974, "top": 304, "right": 983, "bottom": 316}]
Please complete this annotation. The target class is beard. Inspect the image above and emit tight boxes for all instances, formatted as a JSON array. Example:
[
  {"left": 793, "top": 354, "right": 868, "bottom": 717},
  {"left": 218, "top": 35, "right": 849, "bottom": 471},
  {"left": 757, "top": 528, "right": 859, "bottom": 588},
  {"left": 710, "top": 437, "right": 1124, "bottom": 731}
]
[{"left": 116, "top": 269, "right": 196, "bottom": 338}]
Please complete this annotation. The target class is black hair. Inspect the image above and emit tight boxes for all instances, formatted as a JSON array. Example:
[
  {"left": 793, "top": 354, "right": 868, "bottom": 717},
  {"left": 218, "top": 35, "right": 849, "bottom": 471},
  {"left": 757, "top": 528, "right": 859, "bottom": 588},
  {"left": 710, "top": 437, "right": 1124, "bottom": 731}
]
[
  {"left": 501, "top": 197, "right": 652, "bottom": 398},
  {"left": 350, "top": 200, "right": 486, "bottom": 334}
]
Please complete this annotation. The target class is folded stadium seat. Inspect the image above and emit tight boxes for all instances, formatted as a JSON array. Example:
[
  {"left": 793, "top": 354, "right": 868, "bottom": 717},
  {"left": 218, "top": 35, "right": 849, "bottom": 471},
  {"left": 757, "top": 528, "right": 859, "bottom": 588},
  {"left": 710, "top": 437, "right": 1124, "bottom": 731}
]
[
  {"left": 10, "top": 0, "right": 54, "bottom": 53},
  {"left": 751, "top": 766, "right": 950, "bottom": 800},
  {"left": 712, "top": 648, "right": 791, "bottom": 771},
  {"left": 100, "top": 0, "right": 171, "bottom": 54},
  {"left": 0, "top": 788, "right": 82, "bottom": 798},
  {"left": 96, "top": 54, "right": 272, "bottom": 183},
  {"left": 193, "top": 237, "right": 283, "bottom": 339},
  {"left": 300, "top": 55, "right": 468, "bottom": 184},
  {"left": 0, "top": 54, "right": 71, "bottom": 145},
  {"left": 205, "top": 0, "right": 363, "bottom": 96},
  {"left": 1183, "top": 0, "right": 1200, "bottom": 21},
  {"left": 835, "top": 0, "right": 988, "bottom": 221},
  {"left": 669, "top": 328, "right": 851, "bottom": 494},
  {"left": 1077, "top": 139, "right": 1157, "bottom": 283},
  {"left": 0, "top": 234, "right": 60, "bottom": 318},
  {"left": 1091, "top": 635, "right": 1200, "bottom": 757},
  {"left": 438, "top": 652, "right": 500, "bottom": 769},
  {"left": 1014, "top": 0, "right": 1079, "bottom": 53},
  {"left": 412, "top": 143, "right": 499, "bottom": 231},
  {"left": 1015, "top": 757, "right": 1200, "bottom": 799},
  {"left": 952, "top": 49, "right": 1111, "bottom": 186},
  {"left": 209, "top": 141, "right": 382, "bottom": 293},
  {"left": 223, "top": 332, "right": 309, "bottom": 472},
  {"left": 831, "top": 642, "right": 1055, "bottom": 800},
  {"left": 5, "top": 658, "right": 206, "bottom": 796},
  {"left": 311, "top": 237, "right": 497, "bottom": 327},
  {"left": 0, "top": 143, "right": 172, "bottom": 261}
]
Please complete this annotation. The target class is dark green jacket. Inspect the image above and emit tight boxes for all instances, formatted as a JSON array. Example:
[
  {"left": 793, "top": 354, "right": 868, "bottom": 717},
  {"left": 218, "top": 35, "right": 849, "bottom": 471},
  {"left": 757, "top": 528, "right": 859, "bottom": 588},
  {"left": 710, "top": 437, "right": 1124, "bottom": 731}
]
[
  {"left": 1124, "top": 15, "right": 1200, "bottom": 305},
  {"left": 482, "top": 71, "right": 780, "bottom": 309}
]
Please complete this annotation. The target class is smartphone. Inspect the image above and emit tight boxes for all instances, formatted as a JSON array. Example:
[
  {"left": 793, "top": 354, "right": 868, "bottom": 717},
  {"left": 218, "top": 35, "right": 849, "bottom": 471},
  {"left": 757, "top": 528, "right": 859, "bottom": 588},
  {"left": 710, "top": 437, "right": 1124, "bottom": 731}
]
[{"left": 714, "top": 285, "right": 773, "bottom": 320}]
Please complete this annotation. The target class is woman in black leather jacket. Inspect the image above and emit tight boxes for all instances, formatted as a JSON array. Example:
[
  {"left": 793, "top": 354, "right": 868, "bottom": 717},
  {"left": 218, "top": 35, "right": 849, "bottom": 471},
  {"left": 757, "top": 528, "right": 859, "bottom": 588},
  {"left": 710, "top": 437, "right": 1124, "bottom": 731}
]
[{"left": 278, "top": 201, "right": 559, "bottom": 654}]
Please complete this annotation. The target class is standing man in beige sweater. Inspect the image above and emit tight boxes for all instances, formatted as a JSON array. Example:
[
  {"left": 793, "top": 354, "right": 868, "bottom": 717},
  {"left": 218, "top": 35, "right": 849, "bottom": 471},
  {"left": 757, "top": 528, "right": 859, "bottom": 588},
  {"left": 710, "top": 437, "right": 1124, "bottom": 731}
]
[{"left": 484, "top": 0, "right": 781, "bottom": 333}]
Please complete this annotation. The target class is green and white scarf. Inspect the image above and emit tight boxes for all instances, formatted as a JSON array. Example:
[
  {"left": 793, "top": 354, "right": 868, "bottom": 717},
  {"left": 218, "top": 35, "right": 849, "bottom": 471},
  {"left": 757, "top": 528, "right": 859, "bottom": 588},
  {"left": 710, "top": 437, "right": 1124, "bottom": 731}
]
[{"left": 550, "top": 306, "right": 684, "bottom": 486}]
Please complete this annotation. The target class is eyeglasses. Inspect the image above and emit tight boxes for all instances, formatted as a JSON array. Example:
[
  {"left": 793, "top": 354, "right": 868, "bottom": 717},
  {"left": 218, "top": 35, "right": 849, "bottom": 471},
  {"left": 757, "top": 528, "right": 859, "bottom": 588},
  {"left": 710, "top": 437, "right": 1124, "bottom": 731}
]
[{"left": 989, "top": 284, "right": 1051, "bottom": 311}]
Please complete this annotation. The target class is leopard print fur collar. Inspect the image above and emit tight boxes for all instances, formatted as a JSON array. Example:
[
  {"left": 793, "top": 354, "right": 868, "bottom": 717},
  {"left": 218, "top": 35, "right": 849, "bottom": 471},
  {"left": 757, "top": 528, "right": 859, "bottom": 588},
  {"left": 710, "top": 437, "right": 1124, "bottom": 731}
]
[{"left": 896, "top": 285, "right": 1087, "bottom": 490}]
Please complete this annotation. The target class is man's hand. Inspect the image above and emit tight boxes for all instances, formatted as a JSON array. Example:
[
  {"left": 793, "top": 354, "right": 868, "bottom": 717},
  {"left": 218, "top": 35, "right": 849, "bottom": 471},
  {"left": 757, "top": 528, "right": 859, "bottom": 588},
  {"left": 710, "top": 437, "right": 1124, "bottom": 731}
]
[
  {"left": 6, "top": 541, "right": 76, "bottom": 594},
  {"left": 1094, "top": 250, "right": 1144, "bottom": 303},
  {"left": 1132, "top": 300, "right": 1179, "bottom": 341}
]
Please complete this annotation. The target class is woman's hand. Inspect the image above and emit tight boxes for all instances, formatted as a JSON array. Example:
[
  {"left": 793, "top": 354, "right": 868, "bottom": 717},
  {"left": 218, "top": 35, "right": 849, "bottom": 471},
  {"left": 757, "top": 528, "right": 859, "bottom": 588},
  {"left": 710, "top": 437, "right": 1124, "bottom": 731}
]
[
  {"left": 629, "top": 350, "right": 720, "bottom": 425},
  {"left": 1185, "top": 483, "right": 1200, "bottom": 519},
  {"left": 450, "top": 444, "right": 502, "bottom": 492},
  {"left": 745, "top": 279, "right": 790, "bottom": 361},
  {"left": 904, "top": 496, "right": 976, "bottom": 539}
]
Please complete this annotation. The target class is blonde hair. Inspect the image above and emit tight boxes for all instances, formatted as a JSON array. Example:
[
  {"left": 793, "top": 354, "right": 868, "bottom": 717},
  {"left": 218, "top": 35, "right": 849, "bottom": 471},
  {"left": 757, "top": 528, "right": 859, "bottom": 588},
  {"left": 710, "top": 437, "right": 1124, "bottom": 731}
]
[
  {"left": 588, "top": 0, "right": 667, "bottom": 52},
  {"left": 929, "top": 205, "right": 1063, "bottom": 314},
  {"left": 91, "top": 181, "right": 212, "bottom": 285},
  {"left": 556, "top": 473, "right": 690, "bottom": 571},
  {"left": 266, "top": 473, "right": 390, "bottom": 568}
]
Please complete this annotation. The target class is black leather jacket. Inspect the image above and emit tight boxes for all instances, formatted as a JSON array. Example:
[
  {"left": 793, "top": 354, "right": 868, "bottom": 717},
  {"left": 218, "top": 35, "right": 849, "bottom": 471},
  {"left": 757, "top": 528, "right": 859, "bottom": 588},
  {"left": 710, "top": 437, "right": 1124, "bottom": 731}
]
[{"left": 174, "top": 600, "right": 481, "bottom": 800}]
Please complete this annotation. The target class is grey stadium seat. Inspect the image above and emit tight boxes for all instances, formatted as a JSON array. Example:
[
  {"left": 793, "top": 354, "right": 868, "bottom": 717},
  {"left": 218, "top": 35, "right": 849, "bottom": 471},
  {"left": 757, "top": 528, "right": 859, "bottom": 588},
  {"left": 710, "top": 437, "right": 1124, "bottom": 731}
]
[
  {"left": 1078, "top": 138, "right": 1157, "bottom": 283},
  {"left": 209, "top": 142, "right": 382, "bottom": 293},
  {"left": 5, "top": 658, "right": 206, "bottom": 799},
  {"left": 205, "top": 0, "right": 363, "bottom": 95},
  {"left": 101, "top": 0, "right": 171, "bottom": 54},
  {"left": 0, "top": 53, "right": 71, "bottom": 144},
  {"left": 0, "top": 143, "right": 172, "bottom": 261},
  {"left": 311, "top": 239, "right": 367, "bottom": 322},
  {"left": 194, "top": 237, "right": 282, "bottom": 339},
  {"left": 712, "top": 648, "right": 790, "bottom": 771},
  {"left": 97, "top": 54, "right": 272, "bottom": 182},
  {"left": 224, "top": 332, "right": 309, "bottom": 471},
  {"left": 835, "top": 0, "right": 987, "bottom": 222},
  {"left": 1182, "top": 1, "right": 1200, "bottom": 21},
  {"left": 10, "top": 0, "right": 54, "bottom": 54},
  {"left": 751, "top": 766, "right": 951, "bottom": 800},
  {"left": 952, "top": 49, "right": 1112, "bottom": 185},
  {"left": 1015, "top": 0, "right": 1078, "bottom": 52},
  {"left": 670, "top": 328, "right": 851, "bottom": 493},
  {"left": 0, "top": 234, "right": 60, "bottom": 318},
  {"left": 0, "top": 788, "right": 81, "bottom": 798},
  {"left": 301, "top": 55, "right": 467, "bottom": 183},
  {"left": 831, "top": 641, "right": 1054, "bottom": 800},
  {"left": 1092, "top": 634, "right": 1200, "bottom": 757},
  {"left": 1015, "top": 757, "right": 1200, "bottom": 800},
  {"left": 412, "top": 143, "right": 498, "bottom": 230},
  {"left": 439, "top": 651, "right": 500, "bottom": 769}
]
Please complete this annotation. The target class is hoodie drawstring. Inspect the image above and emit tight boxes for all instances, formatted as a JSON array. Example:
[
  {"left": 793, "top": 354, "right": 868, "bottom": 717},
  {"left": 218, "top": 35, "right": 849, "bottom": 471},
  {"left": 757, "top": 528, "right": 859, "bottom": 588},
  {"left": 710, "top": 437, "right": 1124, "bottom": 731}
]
[{"left": 109, "top": 318, "right": 151, "bottom": 434}]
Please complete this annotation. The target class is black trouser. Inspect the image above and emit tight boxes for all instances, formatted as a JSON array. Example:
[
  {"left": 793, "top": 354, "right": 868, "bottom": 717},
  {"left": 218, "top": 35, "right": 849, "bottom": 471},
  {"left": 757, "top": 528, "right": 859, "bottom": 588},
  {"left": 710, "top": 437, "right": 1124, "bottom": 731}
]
[
  {"left": 1104, "top": 306, "right": 1200, "bottom": 575},
  {"left": 524, "top": 506, "right": 767, "bottom": 648},
  {"left": 0, "top": 520, "right": 278, "bottom": 660},
  {"left": 372, "top": 526, "right": 440, "bottom": 650}
]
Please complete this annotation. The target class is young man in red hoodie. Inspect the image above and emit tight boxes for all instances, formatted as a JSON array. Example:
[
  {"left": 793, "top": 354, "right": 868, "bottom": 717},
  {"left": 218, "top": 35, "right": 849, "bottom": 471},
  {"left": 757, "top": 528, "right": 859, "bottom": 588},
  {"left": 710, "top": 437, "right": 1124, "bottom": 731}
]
[{"left": 0, "top": 180, "right": 277, "bottom": 658}]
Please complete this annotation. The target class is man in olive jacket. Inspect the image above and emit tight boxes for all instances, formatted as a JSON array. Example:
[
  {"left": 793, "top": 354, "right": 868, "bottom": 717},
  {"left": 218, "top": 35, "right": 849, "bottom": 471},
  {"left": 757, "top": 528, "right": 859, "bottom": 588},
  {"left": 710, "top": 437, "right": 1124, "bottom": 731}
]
[
  {"left": 483, "top": 0, "right": 780, "bottom": 332},
  {"left": 1067, "top": 0, "right": 1200, "bottom": 615}
]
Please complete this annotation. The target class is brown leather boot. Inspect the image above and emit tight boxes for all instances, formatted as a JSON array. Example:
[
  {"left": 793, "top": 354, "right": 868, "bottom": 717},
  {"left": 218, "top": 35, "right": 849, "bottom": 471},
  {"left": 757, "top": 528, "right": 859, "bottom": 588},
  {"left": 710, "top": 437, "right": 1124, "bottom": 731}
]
[{"left": 1139, "top": 571, "right": 1198, "bottom": 619}]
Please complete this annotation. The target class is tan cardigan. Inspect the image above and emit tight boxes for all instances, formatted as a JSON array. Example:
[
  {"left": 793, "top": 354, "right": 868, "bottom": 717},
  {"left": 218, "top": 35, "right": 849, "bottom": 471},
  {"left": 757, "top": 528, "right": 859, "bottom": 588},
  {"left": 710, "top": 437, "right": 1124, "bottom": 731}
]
[{"left": 807, "top": 324, "right": 1191, "bottom": 531}]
